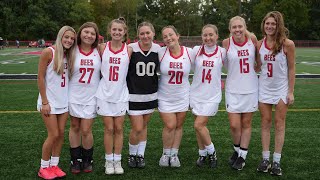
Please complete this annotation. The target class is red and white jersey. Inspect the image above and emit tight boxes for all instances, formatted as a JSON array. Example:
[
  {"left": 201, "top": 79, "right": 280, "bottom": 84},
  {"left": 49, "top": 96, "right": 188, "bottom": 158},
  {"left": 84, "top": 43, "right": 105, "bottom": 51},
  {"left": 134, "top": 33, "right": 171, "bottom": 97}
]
[
  {"left": 96, "top": 42, "right": 129, "bottom": 103},
  {"left": 158, "top": 46, "right": 193, "bottom": 101},
  {"left": 37, "top": 47, "right": 68, "bottom": 108},
  {"left": 225, "top": 37, "right": 258, "bottom": 94},
  {"left": 259, "top": 38, "right": 288, "bottom": 95},
  {"left": 190, "top": 45, "right": 225, "bottom": 103},
  {"left": 69, "top": 46, "right": 101, "bottom": 105}
]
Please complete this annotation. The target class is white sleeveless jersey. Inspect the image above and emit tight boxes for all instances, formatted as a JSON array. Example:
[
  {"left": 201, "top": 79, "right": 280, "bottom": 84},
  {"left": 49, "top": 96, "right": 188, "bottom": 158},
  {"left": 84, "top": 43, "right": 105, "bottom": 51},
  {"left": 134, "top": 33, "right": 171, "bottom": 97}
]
[
  {"left": 158, "top": 46, "right": 193, "bottom": 102},
  {"left": 190, "top": 45, "right": 225, "bottom": 103},
  {"left": 37, "top": 47, "right": 68, "bottom": 108},
  {"left": 225, "top": 37, "right": 258, "bottom": 94},
  {"left": 96, "top": 42, "right": 129, "bottom": 103},
  {"left": 69, "top": 46, "right": 101, "bottom": 105},
  {"left": 259, "top": 38, "right": 288, "bottom": 95}
]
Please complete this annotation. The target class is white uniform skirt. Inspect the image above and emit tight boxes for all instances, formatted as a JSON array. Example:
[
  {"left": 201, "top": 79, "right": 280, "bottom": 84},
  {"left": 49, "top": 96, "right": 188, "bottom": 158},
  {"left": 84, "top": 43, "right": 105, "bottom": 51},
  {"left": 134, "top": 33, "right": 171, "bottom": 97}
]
[
  {"left": 158, "top": 99, "right": 189, "bottom": 113},
  {"left": 190, "top": 100, "right": 219, "bottom": 116},
  {"left": 97, "top": 98, "right": 128, "bottom": 116},
  {"left": 37, "top": 104, "right": 68, "bottom": 115},
  {"left": 225, "top": 91, "right": 258, "bottom": 113},
  {"left": 259, "top": 92, "right": 288, "bottom": 105},
  {"left": 128, "top": 109, "right": 155, "bottom": 116},
  {"left": 69, "top": 103, "right": 97, "bottom": 119}
]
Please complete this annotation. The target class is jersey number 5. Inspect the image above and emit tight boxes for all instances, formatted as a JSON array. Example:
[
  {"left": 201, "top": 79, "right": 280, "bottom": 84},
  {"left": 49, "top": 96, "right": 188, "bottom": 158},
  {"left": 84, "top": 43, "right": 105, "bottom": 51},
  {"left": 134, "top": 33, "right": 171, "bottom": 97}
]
[
  {"left": 136, "top": 62, "right": 156, "bottom": 76},
  {"left": 79, "top": 68, "right": 94, "bottom": 84}
]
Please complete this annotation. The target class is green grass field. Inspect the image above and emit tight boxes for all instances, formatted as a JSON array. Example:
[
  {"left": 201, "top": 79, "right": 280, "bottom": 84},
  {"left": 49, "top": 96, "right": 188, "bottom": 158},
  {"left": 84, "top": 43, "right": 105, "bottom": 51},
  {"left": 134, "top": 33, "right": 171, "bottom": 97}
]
[
  {"left": 0, "top": 47, "right": 319, "bottom": 74},
  {"left": 0, "top": 79, "right": 319, "bottom": 179}
]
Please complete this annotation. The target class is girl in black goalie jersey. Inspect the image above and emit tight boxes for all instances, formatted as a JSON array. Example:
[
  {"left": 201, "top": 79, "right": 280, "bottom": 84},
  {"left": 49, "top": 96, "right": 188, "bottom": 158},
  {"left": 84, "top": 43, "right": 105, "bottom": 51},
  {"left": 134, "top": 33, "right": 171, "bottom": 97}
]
[{"left": 126, "top": 22, "right": 160, "bottom": 168}]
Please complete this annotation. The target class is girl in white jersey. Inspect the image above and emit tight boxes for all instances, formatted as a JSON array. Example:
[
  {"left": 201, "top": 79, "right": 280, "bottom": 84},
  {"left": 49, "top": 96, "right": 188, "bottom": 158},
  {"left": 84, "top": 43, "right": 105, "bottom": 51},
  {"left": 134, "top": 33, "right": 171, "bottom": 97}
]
[
  {"left": 158, "top": 25, "right": 193, "bottom": 168},
  {"left": 96, "top": 18, "right": 132, "bottom": 175},
  {"left": 222, "top": 16, "right": 260, "bottom": 170},
  {"left": 68, "top": 22, "right": 101, "bottom": 174},
  {"left": 37, "top": 26, "right": 76, "bottom": 180},
  {"left": 256, "top": 11, "right": 295, "bottom": 176},
  {"left": 191, "top": 24, "right": 226, "bottom": 169}
]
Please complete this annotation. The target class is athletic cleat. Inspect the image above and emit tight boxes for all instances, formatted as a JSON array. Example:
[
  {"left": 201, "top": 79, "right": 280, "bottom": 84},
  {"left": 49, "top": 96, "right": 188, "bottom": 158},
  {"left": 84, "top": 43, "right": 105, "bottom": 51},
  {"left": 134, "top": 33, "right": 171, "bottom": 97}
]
[
  {"left": 50, "top": 166, "right": 66, "bottom": 178},
  {"left": 38, "top": 167, "right": 57, "bottom": 180},
  {"left": 70, "top": 159, "right": 82, "bottom": 174},
  {"left": 170, "top": 154, "right": 181, "bottom": 167},
  {"left": 257, "top": 159, "right": 271, "bottom": 173},
  {"left": 136, "top": 155, "right": 145, "bottom": 168},
  {"left": 228, "top": 151, "right": 239, "bottom": 166},
  {"left": 159, "top": 154, "right": 170, "bottom": 167},
  {"left": 208, "top": 152, "right": 218, "bottom": 168},
  {"left": 128, "top": 155, "right": 137, "bottom": 168},
  {"left": 232, "top": 156, "right": 246, "bottom": 170},
  {"left": 270, "top": 162, "right": 282, "bottom": 176},
  {"left": 82, "top": 160, "right": 93, "bottom": 173},
  {"left": 104, "top": 160, "right": 114, "bottom": 175},
  {"left": 114, "top": 160, "right": 124, "bottom": 174},
  {"left": 196, "top": 156, "right": 206, "bottom": 167}
]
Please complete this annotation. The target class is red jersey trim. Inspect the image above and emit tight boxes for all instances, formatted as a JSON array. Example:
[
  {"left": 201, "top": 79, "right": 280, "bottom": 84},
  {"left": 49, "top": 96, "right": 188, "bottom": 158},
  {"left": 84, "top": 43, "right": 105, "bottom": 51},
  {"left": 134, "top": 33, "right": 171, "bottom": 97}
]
[
  {"left": 232, "top": 36, "right": 248, "bottom": 47},
  {"left": 160, "top": 48, "right": 168, "bottom": 62},
  {"left": 79, "top": 46, "right": 94, "bottom": 56},
  {"left": 108, "top": 41, "right": 125, "bottom": 54},
  {"left": 202, "top": 45, "right": 218, "bottom": 57},
  {"left": 169, "top": 46, "right": 184, "bottom": 59}
]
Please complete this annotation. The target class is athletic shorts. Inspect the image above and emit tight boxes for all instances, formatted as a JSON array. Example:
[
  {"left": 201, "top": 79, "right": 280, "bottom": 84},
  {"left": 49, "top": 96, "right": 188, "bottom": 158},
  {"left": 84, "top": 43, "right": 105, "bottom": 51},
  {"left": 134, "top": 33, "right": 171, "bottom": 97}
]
[
  {"left": 37, "top": 104, "right": 68, "bottom": 114},
  {"left": 128, "top": 109, "right": 154, "bottom": 116},
  {"left": 69, "top": 103, "right": 97, "bottom": 119},
  {"left": 259, "top": 93, "right": 288, "bottom": 105},
  {"left": 158, "top": 99, "right": 189, "bottom": 113},
  {"left": 97, "top": 98, "right": 128, "bottom": 116},
  {"left": 225, "top": 92, "right": 258, "bottom": 113},
  {"left": 190, "top": 100, "right": 219, "bottom": 116}
]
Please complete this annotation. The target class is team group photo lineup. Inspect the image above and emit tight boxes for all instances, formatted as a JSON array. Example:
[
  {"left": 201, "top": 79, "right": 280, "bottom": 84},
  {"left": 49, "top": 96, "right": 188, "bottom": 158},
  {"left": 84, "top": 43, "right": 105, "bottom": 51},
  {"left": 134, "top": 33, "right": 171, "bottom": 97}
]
[{"left": 34, "top": 7, "right": 296, "bottom": 179}]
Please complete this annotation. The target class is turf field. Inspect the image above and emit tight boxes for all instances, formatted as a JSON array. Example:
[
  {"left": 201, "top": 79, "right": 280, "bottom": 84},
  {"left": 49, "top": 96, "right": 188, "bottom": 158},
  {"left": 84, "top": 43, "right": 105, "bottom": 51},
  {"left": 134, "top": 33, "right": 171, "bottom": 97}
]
[
  {"left": 0, "top": 79, "right": 319, "bottom": 179},
  {"left": 0, "top": 47, "right": 319, "bottom": 74}
]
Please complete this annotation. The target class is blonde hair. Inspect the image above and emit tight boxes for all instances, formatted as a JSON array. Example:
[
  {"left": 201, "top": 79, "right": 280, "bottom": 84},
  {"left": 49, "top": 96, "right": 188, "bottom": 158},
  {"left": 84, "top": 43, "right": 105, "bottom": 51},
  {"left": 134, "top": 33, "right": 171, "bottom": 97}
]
[
  {"left": 202, "top": 24, "right": 218, "bottom": 35},
  {"left": 261, "top": 11, "right": 289, "bottom": 55},
  {"left": 161, "top": 25, "right": 179, "bottom": 36},
  {"left": 137, "top": 21, "right": 155, "bottom": 37},
  {"left": 53, "top": 26, "right": 76, "bottom": 76},
  {"left": 108, "top": 17, "right": 128, "bottom": 43},
  {"left": 229, "top": 16, "right": 252, "bottom": 39}
]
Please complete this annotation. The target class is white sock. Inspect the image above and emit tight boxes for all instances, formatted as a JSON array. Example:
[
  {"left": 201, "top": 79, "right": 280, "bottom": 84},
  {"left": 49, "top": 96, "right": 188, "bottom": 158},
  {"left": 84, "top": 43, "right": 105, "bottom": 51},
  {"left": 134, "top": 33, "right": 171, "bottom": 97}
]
[
  {"left": 262, "top": 151, "right": 270, "bottom": 160},
  {"left": 137, "top": 141, "right": 147, "bottom": 156},
  {"left": 40, "top": 159, "right": 50, "bottom": 168},
  {"left": 198, "top": 149, "right": 207, "bottom": 156},
  {"left": 114, "top": 154, "right": 122, "bottom": 162},
  {"left": 163, "top": 148, "right": 170, "bottom": 155},
  {"left": 273, "top": 152, "right": 281, "bottom": 163},
  {"left": 205, "top": 143, "right": 215, "bottom": 155},
  {"left": 105, "top": 153, "right": 114, "bottom": 161},
  {"left": 129, "top": 143, "right": 139, "bottom": 155},
  {"left": 50, "top": 156, "right": 59, "bottom": 166},
  {"left": 170, "top": 148, "right": 179, "bottom": 156},
  {"left": 233, "top": 145, "right": 240, "bottom": 153},
  {"left": 239, "top": 148, "right": 248, "bottom": 160}
]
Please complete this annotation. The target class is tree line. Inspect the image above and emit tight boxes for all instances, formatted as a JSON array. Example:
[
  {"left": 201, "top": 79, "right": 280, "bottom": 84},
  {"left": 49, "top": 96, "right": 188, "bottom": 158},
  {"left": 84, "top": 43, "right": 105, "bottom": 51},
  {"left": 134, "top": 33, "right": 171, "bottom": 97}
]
[{"left": 0, "top": 0, "right": 319, "bottom": 41}]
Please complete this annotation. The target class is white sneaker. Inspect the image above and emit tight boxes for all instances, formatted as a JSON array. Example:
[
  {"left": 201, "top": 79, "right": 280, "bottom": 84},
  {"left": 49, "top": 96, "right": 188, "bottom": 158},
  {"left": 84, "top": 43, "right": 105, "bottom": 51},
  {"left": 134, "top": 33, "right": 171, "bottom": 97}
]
[
  {"left": 159, "top": 154, "right": 170, "bottom": 167},
  {"left": 170, "top": 154, "right": 181, "bottom": 167},
  {"left": 114, "top": 161, "right": 124, "bottom": 174},
  {"left": 105, "top": 160, "right": 114, "bottom": 175}
]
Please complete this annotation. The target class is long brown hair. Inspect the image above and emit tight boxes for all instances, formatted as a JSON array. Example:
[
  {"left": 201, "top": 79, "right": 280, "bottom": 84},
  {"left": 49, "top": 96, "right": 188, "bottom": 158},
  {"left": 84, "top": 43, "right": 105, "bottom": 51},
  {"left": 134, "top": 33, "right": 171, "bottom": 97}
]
[{"left": 261, "top": 11, "right": 289, "bottom": 55}]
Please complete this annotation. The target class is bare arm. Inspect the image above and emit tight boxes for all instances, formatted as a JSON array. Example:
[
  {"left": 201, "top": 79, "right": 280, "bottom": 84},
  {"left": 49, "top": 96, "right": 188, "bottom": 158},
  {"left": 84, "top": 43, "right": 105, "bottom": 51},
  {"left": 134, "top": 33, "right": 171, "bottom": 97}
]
[
  {"left": 284, "top": 39, "right": 296, "bottom": 105},
  {"left": 37, "top": 48, "right": 52, "bottom": 116},
  {"left": 255, "top": 40, "right": 263, "bottom": 73}
]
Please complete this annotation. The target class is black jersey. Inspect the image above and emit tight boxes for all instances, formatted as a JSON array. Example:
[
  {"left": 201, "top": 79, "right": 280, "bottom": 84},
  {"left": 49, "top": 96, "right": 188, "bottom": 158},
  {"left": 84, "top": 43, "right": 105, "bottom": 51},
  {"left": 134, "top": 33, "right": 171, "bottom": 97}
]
[{"left": 127, "top": 42, "right": 160, "bottom": 110}]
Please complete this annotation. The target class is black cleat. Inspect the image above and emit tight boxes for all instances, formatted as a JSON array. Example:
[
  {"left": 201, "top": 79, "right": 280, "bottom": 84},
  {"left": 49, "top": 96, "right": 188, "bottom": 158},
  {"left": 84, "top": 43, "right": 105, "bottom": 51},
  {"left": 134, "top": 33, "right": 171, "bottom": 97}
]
[
  {"left": 70, "top": 159, "right": 82, "bottom": 174},
  {"left": 128, "top": 155, "right": 137, "bottom": 168},
  {"left": 257, "top": 159, "right": 271, "bottom": 173},
  {"left": 228, "top": 151, "right": 239, "bottom": 166},
  {"left": 208, "top": 152, "right": 217, "bottom": 168},
  {"left": 270, "top": 162, "right": 282, "bottom": 176},
  {"left": 136, "top": 155, "right": 146, "bottom": 168},
  {"left": 232, "top": 156, "right": 245, "bottom": 170},
  {"left": 196, "top": 156, "right": 206, "bottom": 167},
  {"left": 82, "top": 160, "right": 93, "bottom": 173}
]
